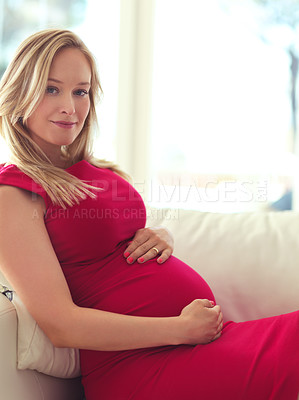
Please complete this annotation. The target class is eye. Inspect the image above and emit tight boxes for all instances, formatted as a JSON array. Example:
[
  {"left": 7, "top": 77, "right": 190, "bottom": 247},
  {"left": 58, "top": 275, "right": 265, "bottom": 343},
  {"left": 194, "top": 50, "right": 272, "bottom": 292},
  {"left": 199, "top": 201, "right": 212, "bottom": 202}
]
[
  {"left": 46, "top": 86, "right": 59, "bottom": 95},
  {"left": 74, "top": 89, "right": 89, "bottom": 97}
]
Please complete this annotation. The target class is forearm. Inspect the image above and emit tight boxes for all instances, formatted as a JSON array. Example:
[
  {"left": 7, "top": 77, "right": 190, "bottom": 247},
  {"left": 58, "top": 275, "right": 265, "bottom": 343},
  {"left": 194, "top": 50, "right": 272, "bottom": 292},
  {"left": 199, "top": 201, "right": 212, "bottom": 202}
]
[{"left": 51, "top": 305, "right": 181, "bottom": 351}]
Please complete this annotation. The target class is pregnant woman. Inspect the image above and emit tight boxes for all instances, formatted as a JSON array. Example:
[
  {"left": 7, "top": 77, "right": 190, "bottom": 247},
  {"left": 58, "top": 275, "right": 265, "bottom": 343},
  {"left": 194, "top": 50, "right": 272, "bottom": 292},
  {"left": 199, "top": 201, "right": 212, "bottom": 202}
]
[{"left": 0, "top": 29, "right": 298, "bottom": 400}]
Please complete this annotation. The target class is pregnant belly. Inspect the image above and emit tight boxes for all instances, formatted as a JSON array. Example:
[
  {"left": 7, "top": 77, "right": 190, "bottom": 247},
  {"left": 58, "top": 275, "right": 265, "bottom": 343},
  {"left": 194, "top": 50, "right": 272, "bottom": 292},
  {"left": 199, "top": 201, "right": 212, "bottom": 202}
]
[
  {"left": 73, "top": 250, "right": 216, "bottom": 378},
  {"left": 68, "top": 252, "right": 215, "bottom": 318}
]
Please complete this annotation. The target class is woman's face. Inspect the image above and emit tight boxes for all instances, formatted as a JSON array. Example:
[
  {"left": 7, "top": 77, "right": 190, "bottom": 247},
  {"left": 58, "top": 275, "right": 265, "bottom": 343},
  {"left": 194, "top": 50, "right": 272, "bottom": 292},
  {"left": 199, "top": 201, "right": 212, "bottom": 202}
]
[{"left": 26, "top": 47, "right": 91, "bottom": 164}]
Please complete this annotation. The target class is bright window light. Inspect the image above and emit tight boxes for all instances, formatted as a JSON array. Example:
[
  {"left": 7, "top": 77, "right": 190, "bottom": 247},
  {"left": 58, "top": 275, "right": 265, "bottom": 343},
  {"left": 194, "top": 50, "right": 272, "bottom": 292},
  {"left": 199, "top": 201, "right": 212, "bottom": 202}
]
[{"left": 148, "top": 0, "right": 299, "bottom": 212}]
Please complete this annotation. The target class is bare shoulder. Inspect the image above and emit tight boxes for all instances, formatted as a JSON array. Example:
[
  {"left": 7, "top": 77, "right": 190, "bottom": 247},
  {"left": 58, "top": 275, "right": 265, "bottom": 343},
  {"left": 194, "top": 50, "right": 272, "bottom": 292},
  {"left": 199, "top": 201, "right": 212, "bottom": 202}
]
[{"left": 0, "top": 185, "right": 46, "bottom": 219}]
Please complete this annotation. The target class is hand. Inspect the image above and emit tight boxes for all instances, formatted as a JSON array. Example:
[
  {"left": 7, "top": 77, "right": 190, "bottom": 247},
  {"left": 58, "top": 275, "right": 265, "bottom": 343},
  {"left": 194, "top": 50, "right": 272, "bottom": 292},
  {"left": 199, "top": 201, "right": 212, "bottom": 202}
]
[
  {"left": 124, "top": 226, "right": 174, "bottom": 265},
  {"left": 177, "top": 299, "right": 223, "bottom": 345}
]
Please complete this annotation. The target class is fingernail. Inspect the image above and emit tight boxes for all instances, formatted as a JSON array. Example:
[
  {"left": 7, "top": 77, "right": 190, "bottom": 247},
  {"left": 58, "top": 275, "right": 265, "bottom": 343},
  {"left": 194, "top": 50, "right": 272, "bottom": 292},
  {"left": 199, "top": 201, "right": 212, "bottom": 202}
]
[
  {"left": 157, "top": 257, "right": 163, "bottom": 264},
  {"left": 210, "top": 300, "right": 215, "bottom": 306},
  {"left": 124, "top": 251, "right": 130, "bottom": 258},
  {"left": 138, "top": 257, "right": 144, "bottom": 263},
  {"left": 127, "top": 257, "right": 134, "bottom": 264}
]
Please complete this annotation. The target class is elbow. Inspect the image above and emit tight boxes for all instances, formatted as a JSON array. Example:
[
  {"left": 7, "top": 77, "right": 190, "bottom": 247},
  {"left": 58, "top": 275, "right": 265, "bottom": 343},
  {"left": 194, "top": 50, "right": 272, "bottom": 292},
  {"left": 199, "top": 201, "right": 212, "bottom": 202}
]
[
  {"left": 39, "top": 307, "right": 78, "bottom": 348},
  {"left": 44, "top": 326, "right": 73, "bottom": 348},
  {"left": 47, "top": 332, "right": 71, "bottom": 348}
]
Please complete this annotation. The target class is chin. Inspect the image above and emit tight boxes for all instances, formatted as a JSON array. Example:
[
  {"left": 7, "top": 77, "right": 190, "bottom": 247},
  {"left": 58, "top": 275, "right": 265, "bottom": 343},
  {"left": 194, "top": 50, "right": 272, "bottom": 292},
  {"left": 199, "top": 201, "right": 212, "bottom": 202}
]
[{"left": 55, "top": 135, "right": 81, "bottom": 147}]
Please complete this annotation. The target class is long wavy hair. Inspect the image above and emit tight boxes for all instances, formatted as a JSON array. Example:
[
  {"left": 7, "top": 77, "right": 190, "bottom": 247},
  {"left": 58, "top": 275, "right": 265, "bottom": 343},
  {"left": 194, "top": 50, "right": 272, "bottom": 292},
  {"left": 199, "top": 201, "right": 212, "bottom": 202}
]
[{"left": 0, "top": 28, "right": 128, "bottom": 207}]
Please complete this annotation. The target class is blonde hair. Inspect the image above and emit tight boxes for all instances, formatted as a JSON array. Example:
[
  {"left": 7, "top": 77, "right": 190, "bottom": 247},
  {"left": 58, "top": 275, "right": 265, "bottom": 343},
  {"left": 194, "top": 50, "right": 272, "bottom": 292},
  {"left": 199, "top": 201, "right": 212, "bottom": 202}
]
[{"left": 0, "top": 28, "right": 128, "bottom": 207}]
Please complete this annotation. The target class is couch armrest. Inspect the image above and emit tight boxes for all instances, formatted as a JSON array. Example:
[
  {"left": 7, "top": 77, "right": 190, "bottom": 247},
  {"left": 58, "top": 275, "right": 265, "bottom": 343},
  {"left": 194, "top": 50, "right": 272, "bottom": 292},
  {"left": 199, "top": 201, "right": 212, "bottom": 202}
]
[
  {"left": 0, "top": 294, "right": 41, "bottom": 399},
  {"left": 0, "top": 294, "right": 84, "bottom": 400}
]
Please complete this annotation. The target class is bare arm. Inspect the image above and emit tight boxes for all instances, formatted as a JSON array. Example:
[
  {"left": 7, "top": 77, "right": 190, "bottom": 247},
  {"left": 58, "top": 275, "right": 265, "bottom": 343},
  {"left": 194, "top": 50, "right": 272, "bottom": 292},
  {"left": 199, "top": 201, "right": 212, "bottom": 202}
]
[{"left": 0, "top": 186, "right": 222, "bottom": 351}]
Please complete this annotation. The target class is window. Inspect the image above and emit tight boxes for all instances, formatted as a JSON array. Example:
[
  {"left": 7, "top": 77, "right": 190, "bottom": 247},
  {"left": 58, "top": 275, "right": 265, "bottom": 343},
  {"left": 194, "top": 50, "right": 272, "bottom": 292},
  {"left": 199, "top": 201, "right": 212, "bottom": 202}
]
[
  {"left": 2, "top": 0, "right": 298, "bottom": 213},
  {"left": 0, "top": 0, "right": 120, "bottom": 164},
  {"left": 147, "top": 0, "right": 299, "bottom": 212}
]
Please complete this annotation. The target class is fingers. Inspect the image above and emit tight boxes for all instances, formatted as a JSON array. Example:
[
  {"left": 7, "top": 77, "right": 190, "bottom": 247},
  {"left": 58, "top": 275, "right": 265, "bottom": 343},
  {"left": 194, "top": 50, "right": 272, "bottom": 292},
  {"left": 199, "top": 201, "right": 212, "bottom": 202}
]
[
  {"left": 200, "top": 299, "right": 215, "bottom": 308},
  {"left": 211, "top": 308, "right": 224, "bottom": 341},
  {"left": 154, "top": 247, "right": 172, "bottom": 264},
  {"left": 123, "top": 227, "right": 173, "bottom": 265},
  {"left": 211, "top": 331, "right": 222, "bottom": 342},
  {"left": 125, "top": 236, "right": 161, "bottom": 263},
  {"left": 186, "top": 298, "right": 215, "bottom": 310},
  {"left": 200, "top": 301, "right": 223, "bottom": 342}
]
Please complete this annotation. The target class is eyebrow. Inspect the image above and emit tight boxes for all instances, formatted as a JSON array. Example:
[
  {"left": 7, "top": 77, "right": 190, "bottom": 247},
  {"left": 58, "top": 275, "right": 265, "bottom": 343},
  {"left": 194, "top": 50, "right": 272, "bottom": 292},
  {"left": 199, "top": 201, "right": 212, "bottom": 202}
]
[{"left": 48, "top": 78, "right": 91, "bottom": 85}]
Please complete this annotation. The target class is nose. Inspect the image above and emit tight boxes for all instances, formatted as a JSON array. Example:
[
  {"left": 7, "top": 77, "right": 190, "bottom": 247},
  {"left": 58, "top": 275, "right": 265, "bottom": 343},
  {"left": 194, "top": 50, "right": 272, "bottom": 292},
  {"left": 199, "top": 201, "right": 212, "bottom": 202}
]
[{"left": 59, "top": 93, "right": 75, "bottom": 115}]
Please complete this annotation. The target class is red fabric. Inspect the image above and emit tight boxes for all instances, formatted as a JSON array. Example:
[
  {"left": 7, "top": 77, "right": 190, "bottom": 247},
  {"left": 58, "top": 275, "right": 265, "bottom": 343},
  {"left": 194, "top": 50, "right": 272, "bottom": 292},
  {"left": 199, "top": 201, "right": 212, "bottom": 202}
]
[{"left": 1, "top": 160, "right": 298, "bottom": 400}]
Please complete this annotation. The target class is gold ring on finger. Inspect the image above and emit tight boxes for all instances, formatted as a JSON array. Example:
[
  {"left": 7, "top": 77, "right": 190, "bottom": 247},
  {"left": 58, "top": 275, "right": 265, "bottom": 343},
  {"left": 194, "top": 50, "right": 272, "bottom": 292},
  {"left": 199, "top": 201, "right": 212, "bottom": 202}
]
[{"left": 152, "top": 247, "right": 159, "bottom": 255}]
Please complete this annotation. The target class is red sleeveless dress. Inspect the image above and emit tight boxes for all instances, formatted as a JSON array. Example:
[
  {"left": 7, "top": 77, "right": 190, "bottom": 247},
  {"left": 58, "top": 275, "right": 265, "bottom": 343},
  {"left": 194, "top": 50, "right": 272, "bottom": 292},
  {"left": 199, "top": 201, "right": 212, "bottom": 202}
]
[{"left": 0, "top": 160, "right": 298, "bottom": 400}]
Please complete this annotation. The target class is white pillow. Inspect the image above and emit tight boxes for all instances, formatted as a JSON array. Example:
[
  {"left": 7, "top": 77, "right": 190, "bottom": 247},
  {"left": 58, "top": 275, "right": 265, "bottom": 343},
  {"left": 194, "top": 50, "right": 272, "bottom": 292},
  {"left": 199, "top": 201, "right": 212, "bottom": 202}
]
[{"left": 0, "top": 279, "right": 80, "bottom": 378}]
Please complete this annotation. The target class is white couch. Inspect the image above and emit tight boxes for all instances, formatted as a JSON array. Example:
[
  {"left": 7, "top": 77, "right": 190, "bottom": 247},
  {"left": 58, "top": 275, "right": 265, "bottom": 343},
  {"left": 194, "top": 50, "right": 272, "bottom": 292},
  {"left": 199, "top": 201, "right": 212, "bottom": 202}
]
[
  {"left": 0, "top": 293, "right": 84, "bottom": 400},
  {"left": 1, "top": 208, "right": 299, "bottom": 399}
]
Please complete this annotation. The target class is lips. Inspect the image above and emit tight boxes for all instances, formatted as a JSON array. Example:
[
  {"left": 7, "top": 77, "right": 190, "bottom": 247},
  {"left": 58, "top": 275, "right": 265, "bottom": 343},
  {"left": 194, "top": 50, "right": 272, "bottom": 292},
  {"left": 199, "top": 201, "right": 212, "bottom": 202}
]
[{"left": 51, "top": 120, "right": 77, "bottom": 129}]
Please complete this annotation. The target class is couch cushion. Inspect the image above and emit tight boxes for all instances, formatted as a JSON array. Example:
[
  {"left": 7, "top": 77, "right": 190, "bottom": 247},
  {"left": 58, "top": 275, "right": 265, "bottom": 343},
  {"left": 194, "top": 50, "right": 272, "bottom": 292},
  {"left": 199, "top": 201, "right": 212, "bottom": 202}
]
[{"left": 147, "top": 208, "right": 299, "bottom": 322}]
